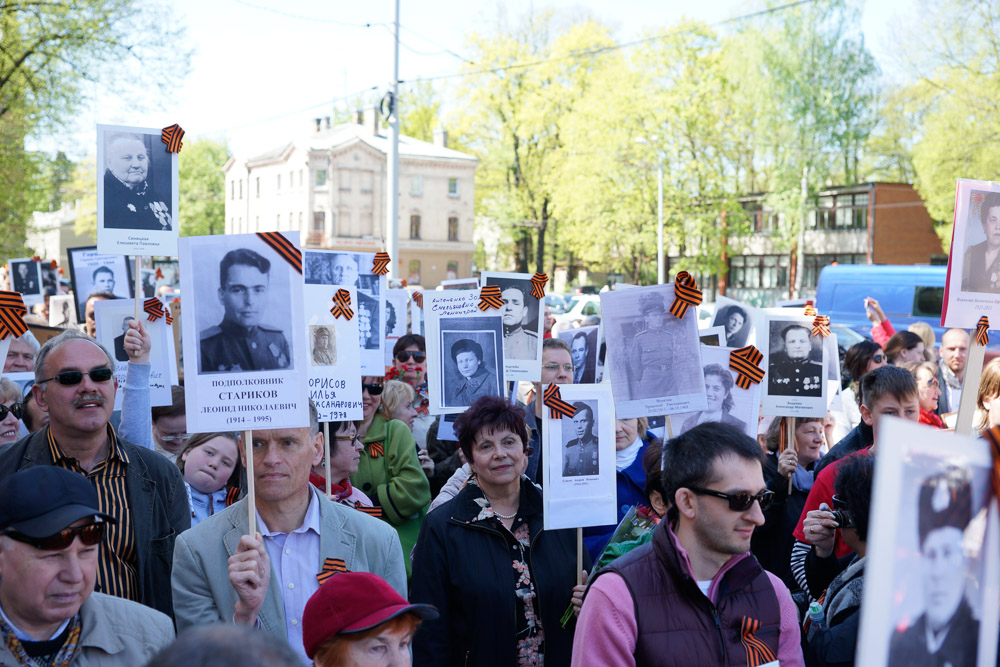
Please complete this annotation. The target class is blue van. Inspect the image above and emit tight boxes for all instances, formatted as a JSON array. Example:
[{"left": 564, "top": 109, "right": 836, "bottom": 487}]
[{"left": 814, "top": 264, "right": 947, "bottom": 338}]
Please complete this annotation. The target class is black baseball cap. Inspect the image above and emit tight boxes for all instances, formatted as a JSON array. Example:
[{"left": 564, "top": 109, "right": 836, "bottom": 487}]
[{"left": 0, "top": 467, "right": 115, "bottom": 538}]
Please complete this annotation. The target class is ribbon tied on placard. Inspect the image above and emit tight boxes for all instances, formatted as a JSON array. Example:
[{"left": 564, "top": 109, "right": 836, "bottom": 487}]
[
  {"left": 165, "top": 302, "right": 174, "bottom": 325},
  {"left": 976, "top": 316, "right": 990, "bottom": 347},
  {"left": 543, "top": 384, "right": 575, "bottom": 419},
  {"left": 530, "top": 272, "right": 548, "bottom": 299},
  {"left": 144, "top": 298, "right": 166, "bottom": 323},
  {"left": 479, "top": 285, "right": 503, "bottom": 311},
  {"left": 256, "top": 232, "right": 302, "bottom": 274},
  {"left": 49, "top": 259, "right": 57, "bottom": 269},
  {"left": 729, "top": 345, "right": 765, "bottom": 390},
  {"left": 330, "top": 289, "right": 354, "bottom": 320},
  {"left": 372, "top": 252, "right": 391, "bottom": 276},
  {"left": 412, "top": 291, "right": 423, "bottom": 309},
  {"left": 811, "top": 315, "right": 831, "bottom": 338},
  {"left": 161, "top": 124, "right": 185, "bottom": 153},
  {"left": 669, "top": 271, "right": 702, "bottom": 319},
  {"left": 316, "top": 557, "right": 348, "bottom": 585},
  {"left": 803, "top": 301, "right": 817, "bottom": 318},
  {"left": 155, "top": 267, "right": 164, "bottom": 280},
  {"left": 0, "top": 291, "right": 28, "bottom": 340}
]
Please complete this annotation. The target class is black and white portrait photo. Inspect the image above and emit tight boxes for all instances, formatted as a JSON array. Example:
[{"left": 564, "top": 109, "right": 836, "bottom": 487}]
[
  {"left": 558, "top": 326, "right": 598, "bottom": 384},
  {"left": 699, "top": 326, "right": 725, "bottom": 347},
  {"left": 66, "top": 247, "right": 133, "bottom": 322},
  {"left": 961, "top": 189, "right": 1000, "bottom": 294},
  {"left": 441, "top": 329, "right": 502, "bottom": 409},
  {"left": 48, "top": 295, "right": 76, "bottom": 327},
  {"left": 481, "top": 272, "right": 544, "bottom": 382},
  {"left": 712, "top": 296, "right": 754, "bottom": 348},
  {"left": 113, "top": 315, "right": 136, "bottom": 362},
  {"left": 766, "top": 321, "right": 824, "bottom": 397},
  {"left": 311, "top": 325, "right": 337, "bottom": 366},
  {"left": 303, "top": 283, "right": 362, "bottom": 422},
  {"left": 674, "top": 346, "right": 760, "bottom": 440},
  {"left": 562, "top": 401, "right": 599, "bottom": 477},
  {"left": 8, "top": 260, "right": 42, "bottom": 300},
  {"left": 944, "top": 180, "right": 1000, "bottom": 327}
]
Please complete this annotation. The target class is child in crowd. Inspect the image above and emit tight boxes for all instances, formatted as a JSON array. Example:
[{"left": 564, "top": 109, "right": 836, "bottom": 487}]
[{"left": 175, "top": 432, "right": 241, "bottom": 527}]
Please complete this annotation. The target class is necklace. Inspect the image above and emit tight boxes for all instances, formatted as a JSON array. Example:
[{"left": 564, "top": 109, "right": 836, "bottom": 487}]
[{"left": 493, "top": 508, "right": 517, "bottom": 519}]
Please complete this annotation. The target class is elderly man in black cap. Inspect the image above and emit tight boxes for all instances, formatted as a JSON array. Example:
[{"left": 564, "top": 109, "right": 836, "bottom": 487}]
[
  {"left": 0, "top": 466, "right": 174, "bottom": 664},
  {"left": 889, "top": 467, "right": 979, "bottom": 666}
]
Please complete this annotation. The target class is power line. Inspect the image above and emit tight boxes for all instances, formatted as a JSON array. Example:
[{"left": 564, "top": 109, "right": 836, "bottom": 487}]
[{"left": 230, "top": 0, "right": 386, "bottom": 29}]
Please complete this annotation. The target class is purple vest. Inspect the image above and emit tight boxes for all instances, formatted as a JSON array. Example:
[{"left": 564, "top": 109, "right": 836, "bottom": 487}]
[{"left": 601, "top": 523, "right": 781, "bottom": 667}]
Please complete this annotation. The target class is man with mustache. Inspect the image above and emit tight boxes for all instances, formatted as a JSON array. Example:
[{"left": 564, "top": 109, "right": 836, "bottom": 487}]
[
  {"left": 0, "top": 330, "right": 189, "bottom": 618},
  {"left": 103, "top": 133, "right": 172, "bottom": 231}
]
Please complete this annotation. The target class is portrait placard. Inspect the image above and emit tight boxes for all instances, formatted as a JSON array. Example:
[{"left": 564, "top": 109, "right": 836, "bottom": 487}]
[
  {"left": 139, "top": 268, "right": 157, "bottom": 298},
  {"left": 7, "top": 259, "right": 43, "bottom": 307},
  {"left": 179, "top": 232, "right": 309, "bottom": 432},
  {"left": 48, "top": 294, "right": 78, "bottom": 328},
  {"left": 152, "top": 258, "right": 180, "bottom": 293},
  {"left": 712, "top": 296, "right": 755, "bottom": 348},
  {"left": 599, "top": 284, "right": 707, "bottom": 419},
  {"left": 673, "top": 345, "right": 761, "bottom": 440},
  {"left": 423, "top": 290, "right": 504, "bottom": 415},
  {"left": 304, "top": 250, "right": 385, "bottom": 375},
  {"left": 93, "top": 298, "right": 174, "bottom": 410},
  {"left": 699, "top": 325, "right": 725, "bottom": 347},
  {"left": 857, "top": 418, "right": 999, "bottom": 667},
  {"left": 542, "top": 383, "right": 617, "bottom": 531},
  {"left": 943, "top": 179, "right": 1000, "bottom": 327},
  {"left": 96, "top": 124, "right": 179, "bottom": 256},
  {"left": 557, "top": 325, "right": 600, "bottom": 384},
  {"left": 759, "top": 309, "right": 828, "bottom": 418},
  {"left": 304, "top": 284, "right": 362, "bottom": 421},
  {"left": 66, "top": 246, "right": 134, "bottom": 323},
  {"left": 383, "top": 288, "right": 410, "bottom": 366},
  {"left": 480, "top": 272, "right": 544, "bottom": 382}
]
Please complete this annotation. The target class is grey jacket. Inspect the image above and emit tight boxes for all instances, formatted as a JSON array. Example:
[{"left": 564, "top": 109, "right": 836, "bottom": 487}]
[
  {"left": 171, "top": 493, "right": 406, "bottom": 638},
  {"left": 0, "top": 593, "right": 174, "bottom": 665}
]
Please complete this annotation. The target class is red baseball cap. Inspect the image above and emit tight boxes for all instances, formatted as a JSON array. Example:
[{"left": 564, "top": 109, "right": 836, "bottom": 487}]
[{"left": 302, "top": 571, "right": 438, "bottom": 658}]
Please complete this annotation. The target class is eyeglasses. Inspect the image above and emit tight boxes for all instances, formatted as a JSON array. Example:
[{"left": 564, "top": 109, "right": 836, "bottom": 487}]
[
  {"left": 921, "top": 378, "right": 939, "bottom": 389},
  {"left": 362, "top": 383, "right": 384, "bottom": 395},
  {"left": 395, "top": 350, "right": 426, "bottom": 363},
  {"left": 871, "top": 353, "right": 886, "bottom": 364},
  {"left": 542, "top": 364, "right": 576, "bottom": 373},
  {"left": 37, "top": 368, "right": 114, "bottom": 386},
  {"left": 0, "top": 402, "right": 22, "bottom": 421},
  {"left": 686, "top": 485, "right": 774, "bottom": 512},
  {"left": 2, "top": 521, "right": 107, "bottom": 551},
  {"left": 156, "top": 432, "right": 190, "bottom": 443}
]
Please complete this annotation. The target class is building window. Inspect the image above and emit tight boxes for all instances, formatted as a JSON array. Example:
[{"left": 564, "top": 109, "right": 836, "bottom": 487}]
[
  {"left": 315, "top": 169, "right": 328, "bottom": 187},
  {"left": 230, "top": 180, "right": 235, "bottom": 200},
  {"left": 313, "top": 211, "right": 326, "bottom": 233},
  {"left": 410, "top": 176, "right": 422, "bottom": 195},
  {"left": 448, "top": 177, "right": 459, "bottom": 197},
  {"left": 238, "top": 179, "right": 243, "bottom": 200},
  {"left": 728, "top": 255, "right": 790, "bottom": 290},
  {"left": 299, "top": 169, "right": 304, "bottom": 187},
  {"left": 289, "top": 171, "right": 294, "bottom": 188},
  {"left": 410, "top": 214, "right": 421, "bottom": 239},
  {"left": 447, "top": 261, "right": 459, "bottom": 279},
  {"left": 742, "top": 201, "right": 777, "bottom": 232},
  {"left": 408, "top": 260, "right": 421, "bottom": 285},
  {"left": 290, "top": 211, "right": 294, "bottom": 229},
  {"left": 802, "top": 253, "right": 867, "bottom": 289},
  {"left": 255, "top": 177, "right": 260, "bottom": 198},
  {"left": 360, "top": 170, "right": 373, "bottom": 193},
  {"left": 809, "top": 193, "right": 868, "bottom": 231},
  {"left": 276, "top": 214, "right": 281, "bottom": 229},
  {"left": 276, "top": 174, "right": 281, "bottom": 191},
  {"left": 339, "top": 169, "right": 352, "bottom": 191},
  {"left": 255, "top": 216, "right": 259, "bottom": 229},
  {"left": 298, "top": 212, "right": 303, "bottom": 227},
  {"left": 448, "top": 217, "right": 459, "bottom": 241}
]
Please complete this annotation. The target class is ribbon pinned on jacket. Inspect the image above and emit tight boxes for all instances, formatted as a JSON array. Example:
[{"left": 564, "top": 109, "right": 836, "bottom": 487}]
[
  {"left": 367, "top": 442, "right": 385, "bottom": 459},
  {"left": 543, "top": 384, "right": 576, "bottom": 419},
  {"left": 256, "top": 232, "right": 302, "bottom": 274},
  {"left": 669, "top": 271, "right": 702, "bottom": 320},
  {"left": 740, "top": 616, "right": 777, "bottom": 667},
  {"left": 976, "top": 316, "right": 990, "bottom": 347},
  {"left": 530, "top": 272, "right": 548, "bottom": 299},
  {"left": 330, "top": 289, "right": 354, "bottom": 320},
  {"left": 144, "top": 298, "right": 166, "bottom": 323},
  {"left": 729, "top": 345, "right": 765, "bottom": 390},
  {"left": 479, "top": 285, "right": 503, "bottom": 311},
  {"left": 316, "top": 557, "right": 348, "bottom": 585},
  {"left": 161, "top": 124, "right": 185, "bottom": 153},
  {"left": 0, "top": 291, "right": 28, "bottom": 340},
  {"left": 811, "top": 315, "right": 831, "bottom": 338},
  {"left": 372, "top": 252, "right": 391, "bottom": 276}
]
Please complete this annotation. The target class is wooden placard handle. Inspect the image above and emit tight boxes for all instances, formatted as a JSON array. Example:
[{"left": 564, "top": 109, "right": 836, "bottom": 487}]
[
  {"left": 576, "top": 527, "right": 583, "bottom": 587},
  {"left": 133, "top": 256, "right": 142, "bottom": 321},
  {"left": 323, "top": 421, "right": 332, "bottom": 497},
  {"left": 244, "top": 430, "right": 256, "bottom": 535},
  {"left": 786, "top": 417, "right": 796, "bottom": 495},
  {"left": 955, "top": 328, "right": 988, "bottom": 436}
]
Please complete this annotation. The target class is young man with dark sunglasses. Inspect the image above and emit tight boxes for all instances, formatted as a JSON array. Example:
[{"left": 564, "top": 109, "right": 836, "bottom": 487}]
[
  {"left": 0, "top": 330, "right": 189, "bottom": 619},
  {"left": 573, "top": 422, "right": 804, "bottom": 667},
  {"left": 0, "top": 466, "right": 175, "bottom": 664}
]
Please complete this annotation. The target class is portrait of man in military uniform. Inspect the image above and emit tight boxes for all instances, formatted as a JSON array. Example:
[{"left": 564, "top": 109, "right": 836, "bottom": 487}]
[
  {"left": 311, "top": 325, "right": 336, "bottom": 366},
  {"left": 495, "top": 281, "right": 539, "bottom": 361},
  {"left": 113, "top": 316, "right": 135, "bottom": 362},
  {"left": 102, "top": 132, "right": 172, "bottom": 232},
  {"left": 562, "top": 401, "right": 599, "bottom": 477},
  {"left": 442, "top": 336, "right": 500, "bottom": 408},
  {"left": 626, "top": 292, "right": 685, "bottom": 400},
  {"left": 767, "top": 323, "right": 824, "bottom": 397},
  {"left": 198, "top": 247, "right": 292, "bottom": 374},
  {"left": 11, "top": 261, "right": 39, "bottom": 296}
]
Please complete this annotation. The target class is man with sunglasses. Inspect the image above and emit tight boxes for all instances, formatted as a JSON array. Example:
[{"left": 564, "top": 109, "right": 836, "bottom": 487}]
[
  {"left": 0, "top": 330, "right": 189, "bottom": 619},
  {"left": 0, "top": 466, "right": 175, "bottom": 664},
  {"left": 573, "top": 422, "right": 804, "bottom": 667}
]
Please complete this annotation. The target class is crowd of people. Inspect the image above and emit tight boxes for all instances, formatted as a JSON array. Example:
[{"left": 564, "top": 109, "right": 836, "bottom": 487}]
[{"left": 0, "top": 275, "right": 997, "bottom": 667}]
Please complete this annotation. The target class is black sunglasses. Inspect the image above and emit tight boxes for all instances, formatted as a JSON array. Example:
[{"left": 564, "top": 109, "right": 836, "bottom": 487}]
[
  {"left": 686, "top": 485, "right": 774, "bottom": 512},
  {"left": 362, "top": 383, "right": 384, "bottom": 395},
  {"left": 395, "top": 350, "right": 426, "bottom": 363},
  {"left": 38, "top": 368, "right": 114, "bottom": 386},
  {"left": 0, "top": 402, "right": 22, "bottom": 421},
  {"left": 2, "top": 521, "right": 107, "bottom": 551}
]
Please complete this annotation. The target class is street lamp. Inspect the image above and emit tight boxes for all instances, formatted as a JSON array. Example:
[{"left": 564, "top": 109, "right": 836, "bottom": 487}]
[{"left": 635, "top": 136, "right": 664, "bottom": 285}]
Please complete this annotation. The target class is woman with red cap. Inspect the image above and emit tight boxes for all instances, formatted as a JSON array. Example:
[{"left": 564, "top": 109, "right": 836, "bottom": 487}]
[{"left": 302, "top": 571, "right": 437, "bottom": 666}]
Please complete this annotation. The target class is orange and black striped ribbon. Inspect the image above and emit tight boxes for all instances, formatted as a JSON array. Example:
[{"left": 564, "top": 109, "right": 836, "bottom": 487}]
[
  {"left": 316, "top": 557, "right": 349, "bottom": 585},
  {"left": 740, "top": 616, "right": 777, "bottom": 667},
  {"left": 256, "top": 232, "right": 302, "bottom": 274},
  {"left": 976, "top": 316, "right": 990, "bottom": 347},
  {"left": 155, "top": 267, "right": 164, "bottom": 280},
  {"left": 144, "top": 297, "right": 166, "bottom": 323},
  {"left": 368, "top": 441, "right": 385, "bottom": 458},
  {"left": 0, "top": 291, "right": 28, "bottom": 340},
  {"left": 225, "top": 486, "right": 241, "bottom": 507},
  {"left": 165, "top": 303, "right": 174, "bottom": 325},
  {"left": 330, "top": 289, "right": 354, "bottom": 320},
  {"left": 355, "top": 502, "right": 383, "bottom": 518},
  {"left": 412, "top": 291, "right": 423, "bottom": 309},
  {"left": 50, "top": 259, "right": 57, "bottom": 269},
  {"left": 729, "top": 345, "right": 765, "bottom": 390},
  {"left": 30, "top": 255, "right": 41, "bottom": 262},
  {"left": 543, "top": 384, "right": 575, "bottom": 419},
  {"left": 669, "top": 271, "right": 702, "bottom": 319},
  {"left": 372, "top": 252, "right": 391, "bottom": 276},
  {"left": 161, "top": 124, "right": 185, "bottom": 153},
  {"left": 803, "top": 301, "right": 817, "bottom": 318},
  {"left": 530, "top": 272, "right": 548, "bottom": 299},
  {"left": 811, "top": 315, "right": 831, "bottom": 338},
  {"left": 479, "top": 284, "right": 503, "bottom": 311}
]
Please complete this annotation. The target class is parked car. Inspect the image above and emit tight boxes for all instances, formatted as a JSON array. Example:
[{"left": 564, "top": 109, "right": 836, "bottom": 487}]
[{"left": 552, "top": 294, "right": 601, "bottom": 333}]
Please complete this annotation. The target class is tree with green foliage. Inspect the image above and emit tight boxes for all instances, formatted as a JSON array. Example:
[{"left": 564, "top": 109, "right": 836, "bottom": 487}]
[{"left": 179, "top": 138, "right": 230, "bottom": 236}]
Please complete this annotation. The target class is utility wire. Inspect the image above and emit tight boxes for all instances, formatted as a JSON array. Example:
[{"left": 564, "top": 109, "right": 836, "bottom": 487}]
[{"left": 230, "top": 0, "right": 386, "bottom": 28}]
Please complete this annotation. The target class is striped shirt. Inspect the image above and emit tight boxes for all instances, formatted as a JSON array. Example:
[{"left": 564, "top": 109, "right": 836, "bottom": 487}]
[{"left": 47, "top": 426, "right": 139, "bottom": 603}]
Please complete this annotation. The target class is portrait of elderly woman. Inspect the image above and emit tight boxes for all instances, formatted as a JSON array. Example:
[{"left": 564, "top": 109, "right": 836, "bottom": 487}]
[
  {"left": 680, "top": 364, "right": 748, "bottom": 434},
  {"left": 102, "top": 131, "right": 172, "bottom": 232},
  {"left": 410, "top": 396, "right": 587, "bottom": 666},
  {"left": 310, "top": 325, "right": 336, "bottom": 366},
  {"left": 962, "top": 190, "right": 1000, "bottom": 293},
  {"left": 443, "top": 336, "right": 499, "bottom": 408}
]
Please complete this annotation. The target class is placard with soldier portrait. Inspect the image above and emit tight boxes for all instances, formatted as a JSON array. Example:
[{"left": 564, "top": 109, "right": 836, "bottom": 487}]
[
  {"left": 558, "top": 325, "right": 600, "bottom": 384},
  {"left": 542, "top": 383, "right": 617, "bottom": 531},
  {"left": 66, "top": 246, "right": 134, "bottom": 323},
  {"left": 92, "top": 298, "right": 174, "bottom": 410},
  {"left": 96, "top": 124, "right": 179, "bottom": 257},
  {"left": 759, "top": 309, "right": 828, "bottom": 418},
  {"left": 7, "top": 258, "right": 43, "bottom": 307},
  {"left": 599, "top": 284, "right": 707, "bottom": 419},
  {"left": 179, "top": 232, "right": 309, "bottom": 432},
  {"left": 673, "top": 345, "right": 760, "bottom": 440},
  {"left": 304, "top": 283, "right": 362, "bottom": 422},
  {"left": 857, "top": 418, "right": 999, "bottom": 667},
  {"left": 942, "top": 179, "right": 1000, "bottom": 327},
  {"left": 480, "top": 272, "right": 544, "bottom": 382},
  {"left": 712, "top": 296, "right": 755, "bottom": 348},
  {"left": 48, "top": 294, "right": 78, "bottom": 328}
]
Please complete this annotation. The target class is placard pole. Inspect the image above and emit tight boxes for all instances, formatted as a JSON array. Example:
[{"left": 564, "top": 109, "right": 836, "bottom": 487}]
[
  {"left": 955, "top": 327, "right": 988, "bottom": 436},
  {"left": 323, "top": 421, "right": 332, "bottom": 497},
  {"left": 244, "top": 429, "right": 256, "bottom": 536},
  {"left": 576, "top": 527, "right": 583, "bottom": 587},
  {"left": 665, "top": 416, "right": 674, "bottom": 440},
  {"left": 786, "top": 417, "right": 796, "bottom": 495},
  {"left": 133, "top": 256, "right": 142, "bottom": 321}
]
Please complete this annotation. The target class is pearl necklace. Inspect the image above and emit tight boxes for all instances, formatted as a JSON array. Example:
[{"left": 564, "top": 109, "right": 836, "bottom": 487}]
[{"left": 493, "top": 508, "right": 517, "bottom": 520}]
